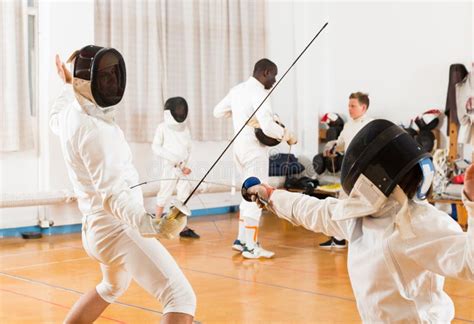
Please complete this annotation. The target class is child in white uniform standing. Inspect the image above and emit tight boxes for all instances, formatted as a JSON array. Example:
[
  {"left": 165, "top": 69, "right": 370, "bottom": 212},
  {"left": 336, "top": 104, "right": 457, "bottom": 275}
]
[{"left": 152, "top": 97, "right": 199, "bottom": 238}]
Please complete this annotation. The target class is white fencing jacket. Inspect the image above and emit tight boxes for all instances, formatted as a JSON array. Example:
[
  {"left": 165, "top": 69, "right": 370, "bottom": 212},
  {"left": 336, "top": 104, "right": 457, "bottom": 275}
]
[
  {"left": 49, "top": 84, "right": 155, "bottom": 234},
  {"left": 336, "top": 114, "right": 373, "bottom": 152},
  {"left": 151, "top": 121, "right": 191, "bottom": 167},
  {"left": 267, "top": 189, "right": 474, "bottom": 323},
  {"left": 213, "top": 76, "right": 284, "bottom": 147}
]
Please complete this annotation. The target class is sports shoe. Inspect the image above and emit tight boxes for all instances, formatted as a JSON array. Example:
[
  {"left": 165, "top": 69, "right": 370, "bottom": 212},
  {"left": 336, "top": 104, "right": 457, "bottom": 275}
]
[
  {"left": 333, "top": 238, "right": 347, "bottom": 249},
  {"left": 242, "top": 244, "right": 275, "bottom": 259},
  {"left": 179, "top": 227, "right": 200, "bottom": 239},
  {"left": 232, "top": 239, "right": 246, "bottom": 252},
  {"left": 319, "top": 237, "right": 347, "bottom": 249}
]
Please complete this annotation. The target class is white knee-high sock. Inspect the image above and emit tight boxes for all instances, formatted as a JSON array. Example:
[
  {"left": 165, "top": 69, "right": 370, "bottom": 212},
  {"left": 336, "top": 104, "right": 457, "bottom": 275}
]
[
  {"left": 244, "top": 217, "right": 259, "bottom": 250},
  {"left": 237, "top": 214, "right": 246, "bottom": 243}
]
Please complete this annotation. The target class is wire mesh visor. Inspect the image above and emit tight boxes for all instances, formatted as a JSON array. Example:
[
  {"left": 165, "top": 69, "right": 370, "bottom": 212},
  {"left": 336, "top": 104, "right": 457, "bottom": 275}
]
[
  {"left": 340, "top": 119, "right": 431, "bottom": 197},
  {"left": 165, "top": 97, "right": 189, "bottom": 123},
  {"left": 72, "top": 45, "right": 126, "bottom": 108}
]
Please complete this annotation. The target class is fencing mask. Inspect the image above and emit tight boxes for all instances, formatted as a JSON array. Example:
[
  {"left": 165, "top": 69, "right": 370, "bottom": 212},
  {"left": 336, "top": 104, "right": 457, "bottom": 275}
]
[
  {"left": 67, "top": 45, "right": 126, "bottom": 108},
  {"left": 254, "top": 120, "right": 285, "bottom": 147},
  {"left": 164, "top": 97, "right": 188, "bottom": 124},
  {"left": 337, "top": 119, "right": 434, "bottom": 220},
  {"left": 252, "top": 114, "right": 285, "bottom": 147}
]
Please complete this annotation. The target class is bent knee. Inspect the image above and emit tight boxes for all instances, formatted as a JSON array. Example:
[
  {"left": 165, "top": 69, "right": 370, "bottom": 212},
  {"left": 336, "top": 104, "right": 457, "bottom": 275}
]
[
  {"left": 96, "top": 279, "right": 130, "bottom": 303},
  {"left": 160, "top": 278, "right": 196, "bottom": 316}
]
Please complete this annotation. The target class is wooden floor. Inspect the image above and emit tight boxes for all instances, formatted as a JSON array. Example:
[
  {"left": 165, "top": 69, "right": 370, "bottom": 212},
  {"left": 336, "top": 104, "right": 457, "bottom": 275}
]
[{"left": 1, "top": 212, "right": 473, "bottom": 323}]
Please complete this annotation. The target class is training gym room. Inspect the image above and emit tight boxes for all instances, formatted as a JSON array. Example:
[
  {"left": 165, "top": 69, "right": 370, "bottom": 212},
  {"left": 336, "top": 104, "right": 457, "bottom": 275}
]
[{"left": 1, "top": 0, "right": 473, "bottom": 323}]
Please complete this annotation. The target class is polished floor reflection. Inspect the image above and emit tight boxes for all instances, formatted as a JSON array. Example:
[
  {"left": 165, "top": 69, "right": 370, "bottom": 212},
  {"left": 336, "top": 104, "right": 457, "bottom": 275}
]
[{"left": 1, "top": 212, "right": 473, "bottom": 323}]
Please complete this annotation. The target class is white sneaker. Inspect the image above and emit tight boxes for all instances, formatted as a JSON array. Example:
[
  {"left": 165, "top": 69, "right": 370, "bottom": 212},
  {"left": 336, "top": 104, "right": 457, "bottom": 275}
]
[
  {"left": 242, "top": 244, "right": 275, "bottom": 259},
  {"left": 232, "top": 239, "right": 246, "bottom": 252}
]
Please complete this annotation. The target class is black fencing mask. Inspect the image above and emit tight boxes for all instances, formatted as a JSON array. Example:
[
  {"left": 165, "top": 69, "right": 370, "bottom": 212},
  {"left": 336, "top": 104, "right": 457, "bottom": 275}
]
[
  {"left": 68, "top": 45, "right": 126, "bottom": 108},
  {"left": 164, "top": 97, "right": 188, "bottom": 123}
]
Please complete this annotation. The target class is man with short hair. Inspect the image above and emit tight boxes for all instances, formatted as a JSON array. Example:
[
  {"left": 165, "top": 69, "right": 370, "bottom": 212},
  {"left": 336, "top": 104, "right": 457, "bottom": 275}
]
[
  {"left": 213, "top": 58, "right": 296, "bottom": 259},
  {"left": 321, "top": 91, "right": 373, "bottom": 249},
  {"left": 325, "top": 92, "right": 372, "bottom": 156}
]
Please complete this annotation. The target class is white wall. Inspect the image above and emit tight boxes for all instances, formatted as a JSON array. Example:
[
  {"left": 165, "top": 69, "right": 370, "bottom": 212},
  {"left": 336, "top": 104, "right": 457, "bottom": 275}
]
[
  {"left": 0, "top": 150, "right": 40, "bottom": 228},
  {"left": 1, "top": 0, "right": 472, "bottom": 229},
  {"left": 266, "top": 0, "right": 329, "bottom": 159},
  {"left": 266, "top": 0, "right": 473, "bottom": 162}
]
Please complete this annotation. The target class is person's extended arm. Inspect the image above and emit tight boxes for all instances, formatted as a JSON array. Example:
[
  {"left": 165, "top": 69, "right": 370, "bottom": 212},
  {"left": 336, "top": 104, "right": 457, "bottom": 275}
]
[
  {"left": 245, "top": 184, "right": 351, "bottom": 239},
  {"left": 49, "top": 55, "right": 74, "bottom": 135}
]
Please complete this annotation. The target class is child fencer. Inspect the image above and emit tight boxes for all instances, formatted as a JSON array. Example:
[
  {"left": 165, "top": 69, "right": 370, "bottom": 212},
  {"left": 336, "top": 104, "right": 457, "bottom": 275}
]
[
  {"left": 152, "top": 97, "right": 200, "bottom": 239},
  {"left": 243, "top": 119, "right": 474, "bottom": 323}
]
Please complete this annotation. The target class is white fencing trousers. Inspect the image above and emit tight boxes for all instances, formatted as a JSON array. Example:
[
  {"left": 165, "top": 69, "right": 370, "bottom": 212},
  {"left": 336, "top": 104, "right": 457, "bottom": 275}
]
[
  {"left": 234, "top": 140, "right": 269, "bottom": 221},
  {"left": 81, "top": 212, "right": 196, "bottom": 316},
  {"left": 156, "top": 164, "right": 192, "bottom": 207}
]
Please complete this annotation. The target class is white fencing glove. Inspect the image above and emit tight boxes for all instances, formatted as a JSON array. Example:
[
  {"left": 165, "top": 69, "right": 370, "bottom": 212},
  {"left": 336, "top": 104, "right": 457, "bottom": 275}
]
[
  {"left": 154, "top": 212, "right": 187, "bottom": 239},
  {"left": 283, "top": 128, "right": 298, "bottom": 145},
  {"left": 140, "top": 200, "right": 190, "bottom": 239},
  {"left": 323, "top": 140, "right": 338, "bottom": 157},
  {"left": 140, "top": 214, "right": 187, "bottom": 240},
  {"left": 155, "top": 199, "right": 190, "bottom": 239}
]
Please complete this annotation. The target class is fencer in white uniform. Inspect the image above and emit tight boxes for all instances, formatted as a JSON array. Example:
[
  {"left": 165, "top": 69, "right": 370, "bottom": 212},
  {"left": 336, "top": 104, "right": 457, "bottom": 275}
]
[
  {"left": 321, "top": 92, "right": 373, "bottom": 249},
  {"left": 213, "top": 58, "right": 296, "bottom": 259},
  {"left": 244, "top": 119, "right": 474, "bottom": 323},
  {"left": 50, "top": 48, "right": 195, "bottom": 324},
  {"left": 152, "top": 97, "right": 199, "bottom": 239},
  {"left": 324, "top": 92, "right": 373, "bottom": 156}
]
